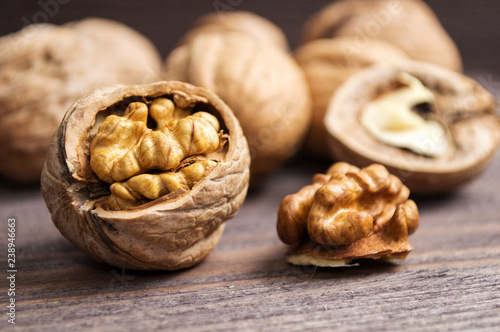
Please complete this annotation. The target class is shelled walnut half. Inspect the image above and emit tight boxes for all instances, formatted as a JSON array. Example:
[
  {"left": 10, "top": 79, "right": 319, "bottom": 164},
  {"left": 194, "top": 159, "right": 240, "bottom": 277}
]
[
  {"left": 324, "top": 60, "right": 500, "bottom": 194},
  {"left": 41, "top": 81, "right": 250, "bottom": 270},
  {"left": 277, "top": 162, "right": 419, "bottom": 267}
]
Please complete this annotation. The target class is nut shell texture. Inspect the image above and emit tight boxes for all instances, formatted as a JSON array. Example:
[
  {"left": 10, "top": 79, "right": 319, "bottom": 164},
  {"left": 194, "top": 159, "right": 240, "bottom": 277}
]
[
  {"left": 165, "top": 31, "right": 311, "bottom": 185},
  {"left": 41, "top": 81, "right": 250, "bottom": 270},
  {"left": 0, "top": 18, "right": 162, "bottom": 184},
  {"left": 295, "top": 37, "right": 408, "bottom": 156},
  {"left": 324, "top": 60, "right": 500, "bottom": 194},
  {"left": 301, "top": 0, "right": 462, "bottom": 72},
  {"left": 180, "top": 11, "right": 289, "bottom": 50}
]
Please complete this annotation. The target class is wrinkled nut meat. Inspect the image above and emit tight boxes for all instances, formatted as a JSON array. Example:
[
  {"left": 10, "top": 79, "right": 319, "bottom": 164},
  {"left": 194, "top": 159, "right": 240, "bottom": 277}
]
[
  {"left": 295, "top": 37, "right": 408, "bottom": 156},
  {"left": 0, "top": 18, "right": 162, "bottom": 184},
  {"left": 90, "top": 97, "right": 222, "bottom": 210},
  {"left": 277, "top": 162, "right": 419, "bottom": 267},
  {"left": 324, "top": 60, "right": 500, "bottom": 194},
  {"left": 300, "top": 0, "right": 462, "bottom": 72},
  {"left": 165, "top": 30, "right": 311, "bottom": 187},
  {"left": 41, "top": 81, "right": 250, "bottom": 270}
]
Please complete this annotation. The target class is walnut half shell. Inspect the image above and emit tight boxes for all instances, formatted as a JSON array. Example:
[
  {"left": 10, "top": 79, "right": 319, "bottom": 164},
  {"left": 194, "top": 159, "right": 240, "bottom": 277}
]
[
  {"left": 324, "top": 61, "right": 500, "bottom": 194},
  {"left": 41, "top": 81, "right": 250, "bottom": 270}
]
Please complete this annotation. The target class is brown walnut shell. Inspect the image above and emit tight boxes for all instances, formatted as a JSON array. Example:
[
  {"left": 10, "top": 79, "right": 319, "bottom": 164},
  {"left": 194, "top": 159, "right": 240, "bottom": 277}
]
[
  {"left": 179, "top": 11, "right": 289, "bottom": 51},
  {"left": 0, "top": 18, "right": 162, "bottom": 185},
  {"left": 41, "top": 81, "right": 250, "bottom": 270},
  {"left": 324, "top": 60, "right": 500, "bottom": 194},
  {"left": 295, "top": 37, "right": 409, "bottom": 156},
  {"left": 165, "top": 31, "right": 311, "bottom": 186},
  {"left": 301, "top": 0, "right": 462, "bottom": 72}
]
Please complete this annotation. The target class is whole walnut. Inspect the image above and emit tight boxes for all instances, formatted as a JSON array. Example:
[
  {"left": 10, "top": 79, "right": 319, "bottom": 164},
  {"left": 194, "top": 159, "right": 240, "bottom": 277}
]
[
  {"left": 295, "top": 37, "right": 409, "bottom": 156},
  {"left": 41, "top": 81, "right": 250, "bottom": 270},
  {"left": 165, "top": 31, "right": 311, "bottom": 186},
  {"left": 301, "top": 0, "right": 462, "bottom": 72},
  {"left": 0, "top": 18, "right": 162, "bottom": 185},
  {"left": 179, "top": 11, "right": 289, "bottom": 50}
]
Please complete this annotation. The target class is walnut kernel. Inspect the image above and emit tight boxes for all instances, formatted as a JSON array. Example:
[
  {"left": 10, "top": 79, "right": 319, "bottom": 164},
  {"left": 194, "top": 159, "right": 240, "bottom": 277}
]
[
  {"left": 41, "top": 81, "right": 250, "bottom": 270},
  {"left": 277, "top": 162, "right": 419, "bottom": 267}
]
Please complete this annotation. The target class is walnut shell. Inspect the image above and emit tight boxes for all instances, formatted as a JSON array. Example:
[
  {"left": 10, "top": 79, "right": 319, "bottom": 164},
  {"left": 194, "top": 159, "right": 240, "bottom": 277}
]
[
  {"left": 0, "top": 18, "right": 162, "bottom": 185},
  {"left": 179, "top": 11, "right": 289, "bottom": 50},
  {"left": 165, "top": 31, "right": 311, "bottom": 186},
  {"left": 295, "top": 37, "right": 409, "bottom": 156},
  {"left": 41, "top": 81, "right": 250, "bottom": 270},
  {"left": 301, "top": 0, "right": 462, "bottom": 72},
  {"left": 324, "top": 60, "right": 500, "bottom": 194}
]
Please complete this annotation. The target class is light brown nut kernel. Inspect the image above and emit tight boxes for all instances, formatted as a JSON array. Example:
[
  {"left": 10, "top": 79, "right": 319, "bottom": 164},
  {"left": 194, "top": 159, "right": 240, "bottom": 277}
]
[
  {"left": 41, "top": 81, "right": 250, "bottom": 270},
  {"left": 277, "top": 162, "right": 419, "bottom": 266},
  {"left": 300, "top": 0, "right": 462, "bottom": 72},
  {"left": 0, "top": 18, "right": 162, "bottom": 184},
  {"left": 90, "top": 99, "right": 220, "bottom": 183},
  {"left": 164, "top": 31, "right": 311, "bottom": 187},
  {"left": 108, "top": 160, "right": 218, "bottom": 210},
  {"left": 324, "top": 60, "right": 500, "bottom": 194}
]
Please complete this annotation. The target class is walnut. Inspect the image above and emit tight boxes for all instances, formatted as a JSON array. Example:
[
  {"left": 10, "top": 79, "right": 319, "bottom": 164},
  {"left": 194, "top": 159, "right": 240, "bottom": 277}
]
[
  {"left": 295, "top": 37, "right": 408, "bottom": 156},
  {"left": 324, "top": 60, "right": 500, "bottom": 194},
  {"left": 0, "top": 18, "right": 162, "bottom": 184},
  {"left": 179, "top": 11, "right": 289, "bottom": 50},
  {"left": 164, "top": 28, "right": 311, "bottom": 187},
  {"left": 300, "top": 0, "right": 462, "bottom": 72},
  {"left": 277, "top": 162, "right": 419, "bottom": 267},
  {"left": 90, "top": 98, "right": 220, "bottom": 183},
  {"left": 41, "top": 81, "right": 250, "bottom": 270}
]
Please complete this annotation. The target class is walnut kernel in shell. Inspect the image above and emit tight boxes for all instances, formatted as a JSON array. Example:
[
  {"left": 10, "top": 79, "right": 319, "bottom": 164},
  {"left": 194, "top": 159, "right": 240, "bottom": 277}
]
[
  {"left": 324, "top": 60, "right": 500, "bottom": 194},
  {"left": 41, "top": 81, "right": 250, "bottom": 270}
]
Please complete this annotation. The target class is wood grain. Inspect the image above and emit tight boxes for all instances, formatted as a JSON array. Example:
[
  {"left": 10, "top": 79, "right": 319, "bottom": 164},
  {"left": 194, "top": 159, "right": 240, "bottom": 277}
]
[
  {"left": 1, "top": 1, "right": 500, "bottom": 331},
  {"left": 1, "top": 144, "right": 500, "bottom": 331}
]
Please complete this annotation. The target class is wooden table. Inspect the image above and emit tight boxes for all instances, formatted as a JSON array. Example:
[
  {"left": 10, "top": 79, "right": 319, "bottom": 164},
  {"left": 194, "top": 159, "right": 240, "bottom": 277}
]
[{"left": 1, "top": 1, "right": 500, "bottom": 331}]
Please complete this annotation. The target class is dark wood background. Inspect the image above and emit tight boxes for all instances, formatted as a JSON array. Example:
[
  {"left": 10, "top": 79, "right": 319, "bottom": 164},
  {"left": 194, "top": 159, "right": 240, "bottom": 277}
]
[{"left": 1, "top": 1, "right": 500, "bottom": 331}]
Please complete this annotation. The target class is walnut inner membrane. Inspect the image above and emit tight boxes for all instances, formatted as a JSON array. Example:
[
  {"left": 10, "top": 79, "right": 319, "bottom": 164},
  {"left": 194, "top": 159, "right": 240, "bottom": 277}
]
[{"left": 89, "top": 97, "right": 227, "bottom": 210}]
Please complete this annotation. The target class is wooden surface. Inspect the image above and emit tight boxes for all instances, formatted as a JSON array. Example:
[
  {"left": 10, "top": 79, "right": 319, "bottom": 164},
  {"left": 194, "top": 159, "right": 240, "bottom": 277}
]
[{"left": 1, "top": 1, "right": 500, "bottom": 331}]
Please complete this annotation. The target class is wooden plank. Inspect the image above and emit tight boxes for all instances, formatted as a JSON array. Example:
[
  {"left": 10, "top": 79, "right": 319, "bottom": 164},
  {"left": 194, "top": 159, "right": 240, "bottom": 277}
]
[{"left": 1, "top": 148, "right": 500, "bottom": 330}]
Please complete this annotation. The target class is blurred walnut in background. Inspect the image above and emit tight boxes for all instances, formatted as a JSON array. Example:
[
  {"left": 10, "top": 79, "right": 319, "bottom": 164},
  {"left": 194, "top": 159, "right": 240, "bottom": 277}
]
[
  {"left": 301, "top": 0, "right": 462, "bottom": 72},
  {"left": 296, "top": 0, "right": 462, "bottom": 158},
  {"left": 295, "top": 37, "right": 409, "bottom": 156},
  {"left": 165, "top": 12, "right": 311, "bottom": 187},
  {"left": 178, "top": 11, "right": 290, "bottom": 51},
  {"left": 0, "top": 17, "right": 162, "bottom": 185}
]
